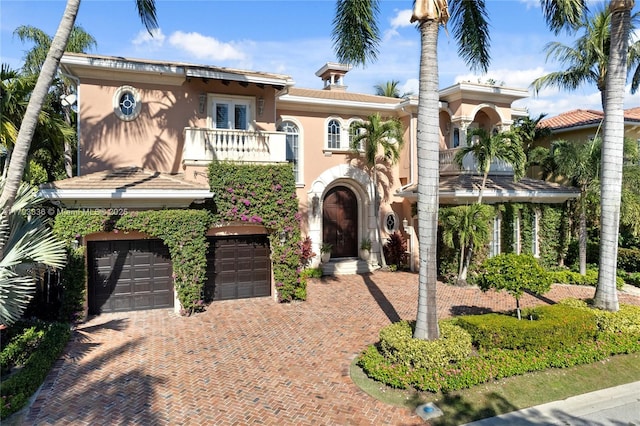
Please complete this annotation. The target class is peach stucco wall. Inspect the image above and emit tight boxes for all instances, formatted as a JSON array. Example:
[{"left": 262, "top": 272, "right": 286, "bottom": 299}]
[{"left": 79, "top": 78, "right": 279, "bottom": 175}]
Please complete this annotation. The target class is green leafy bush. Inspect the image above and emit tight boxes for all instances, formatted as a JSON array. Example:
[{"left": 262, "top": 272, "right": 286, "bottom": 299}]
[
  {"left": 455, "top": 304, "right": 598, "bottom": 351},
  {"left": 476, "top": 254, "right": 552, "bottom": 316},
  {"left": 624, "top": 272, "right": 640, "bottom": 287},
  {"left": 377, "top": 320, "right": 472, "bottom": 370},
  {"left": 558, "top": 299, "right": 640, "bottom": 334},
  {"left": 618, "top": 247, "right": 640, "bottom": 272},
  {"left": 548, "top": 268, "right": 624, "bottom": 290},
  {"left": 1, "top": 321, "right": 71, "bottom": 419}
]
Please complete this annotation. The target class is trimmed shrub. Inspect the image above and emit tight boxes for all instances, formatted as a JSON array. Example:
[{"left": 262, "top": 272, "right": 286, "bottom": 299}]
[
  {"left": 476, "top": 254, "right": 552, "bottom": 316},
  {"left": 455, "top": 304, "right": 598, "bottom": 351},
  {"left": 558, "top": 299, "right": 640, "bottom": 334},
  {"left": 378, "top": 320, "right": 472, "bottom": 370},
  {"left": 548, "top": 268, "right": 624, "bottom": 290},
  {"left": 1, "top": 321, "right": 71, "bottom": 419},
  {"left": 624, "top": 272, "right": 640, "bottom": 287},
  {"left": 618, "top": 247, "right": 640, "bottom": 272}
]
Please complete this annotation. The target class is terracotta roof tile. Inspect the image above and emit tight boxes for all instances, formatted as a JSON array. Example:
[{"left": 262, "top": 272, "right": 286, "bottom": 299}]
[
  {"left": 539, "top": 108, "right": 640, "bottom": 130},
  {"left": 285, "top": 87, "right": 403, "bottom": 104},
  {"left": 40, "top": 167, "right": 210, "bottom": 191}
]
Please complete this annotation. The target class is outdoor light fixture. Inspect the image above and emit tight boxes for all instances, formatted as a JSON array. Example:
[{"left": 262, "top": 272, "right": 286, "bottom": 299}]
[
  {"left": 402, "top": 218, "right": 408, "bottom": 229},
  {"left": 258, "top": 97, "right": 265, "bottom": 116},
  {"left": 198, "top": 92, "right": 207, "bottom": 114}
]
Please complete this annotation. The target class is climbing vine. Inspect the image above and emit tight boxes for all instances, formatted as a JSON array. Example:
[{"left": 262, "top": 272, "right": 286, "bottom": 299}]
[
  {"left": 208, "top": 161, "right": 306, "bottom": 301},
  {"left": 54, "top": 209, "right": 212, "bottom": 314}
]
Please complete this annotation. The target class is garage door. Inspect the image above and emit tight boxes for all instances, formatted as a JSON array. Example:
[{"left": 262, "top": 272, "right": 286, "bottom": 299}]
[
  {"left": 88, "top": 239, "right": 174, "bottom": 314},
  {"left": 204, "top": 235, "right": 271, "bottom": 301}
]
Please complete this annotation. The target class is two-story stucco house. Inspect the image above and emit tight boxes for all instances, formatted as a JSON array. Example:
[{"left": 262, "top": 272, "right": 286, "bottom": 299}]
[{"left": 40, "top": 53, "right": 578, "bottom": 315}]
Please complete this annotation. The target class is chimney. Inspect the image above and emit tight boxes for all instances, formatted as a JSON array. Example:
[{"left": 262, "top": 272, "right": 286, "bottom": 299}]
[{"left": 315, "top": 62, "right": 352, "bottom": 91}]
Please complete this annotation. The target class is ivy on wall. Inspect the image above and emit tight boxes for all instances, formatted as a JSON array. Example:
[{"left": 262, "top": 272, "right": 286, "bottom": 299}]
[
  {"left": 54, "top": 209, "right": 212, "bottom": 314},
  {"left": 208, "top": 161, "right": 306, "bottom": 301}
]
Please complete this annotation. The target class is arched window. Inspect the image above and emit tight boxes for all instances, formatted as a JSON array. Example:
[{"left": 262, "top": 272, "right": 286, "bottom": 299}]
[
  {"left": 278, "top": 121, "right": 300, "bottom": 182},
  {"left": 327, "top": 119, "right": 341, "bottom": 149}
]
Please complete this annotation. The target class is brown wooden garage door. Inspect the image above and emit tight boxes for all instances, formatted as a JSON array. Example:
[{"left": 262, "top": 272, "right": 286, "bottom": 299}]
[
  {"left": 88, "top": 239, "right": 174, "bottom": 314},
  {"left": 204, "top": 235, "right": 271, "bottom": 301}
]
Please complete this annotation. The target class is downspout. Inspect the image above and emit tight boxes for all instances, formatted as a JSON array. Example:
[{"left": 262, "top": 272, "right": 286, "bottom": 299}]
[
  {"left": 398, "top": 105, "right": 416, "bottom": 271},
  {"left": 59, "top": 68, "right": 81, "bottom": 177}
]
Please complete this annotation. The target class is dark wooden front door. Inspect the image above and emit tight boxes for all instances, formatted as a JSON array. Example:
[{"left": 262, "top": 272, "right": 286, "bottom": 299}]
[{"left": 323, "top": 186, "right": 358, "bottom": 258}]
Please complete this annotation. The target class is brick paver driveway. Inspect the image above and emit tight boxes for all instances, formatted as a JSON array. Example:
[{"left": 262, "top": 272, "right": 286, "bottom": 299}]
[{"left": 23, "top": 272, "right": 640, "bottom": 425}]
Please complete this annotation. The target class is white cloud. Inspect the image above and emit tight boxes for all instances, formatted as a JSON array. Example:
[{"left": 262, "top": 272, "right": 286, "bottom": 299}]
[
  {"left": 390, "top": 9, "right": 413, "bottom": 29},
  {"left": 168, "top": 31, "right": 246, "bottom": 61},
  {"left": 131, "top": 28, "right": 166, "bottom": 49},
  {"left": 518, "top": 0, "right": 540, "bottom": 10}
]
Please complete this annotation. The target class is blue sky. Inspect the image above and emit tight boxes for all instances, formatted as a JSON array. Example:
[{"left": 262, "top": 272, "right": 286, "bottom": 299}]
[{"left": 1, "top": 0, "right": 639, "bottom": 117}]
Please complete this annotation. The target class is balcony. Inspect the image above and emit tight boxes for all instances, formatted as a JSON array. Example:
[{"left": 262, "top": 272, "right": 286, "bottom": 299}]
[
  {"left": 439, "top": 147, "right": 514, "bottom": 176},
  {"left": 183, "top": 127, "right": 287, "bottom": 164}
]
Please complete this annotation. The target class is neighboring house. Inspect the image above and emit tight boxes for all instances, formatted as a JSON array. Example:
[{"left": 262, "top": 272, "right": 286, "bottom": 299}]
[
  {"left": 39, "top": 53, "right": 578, "bottom": 316},
  {"left": 536, "top": 108, "right": 640, "bottom": 164}
]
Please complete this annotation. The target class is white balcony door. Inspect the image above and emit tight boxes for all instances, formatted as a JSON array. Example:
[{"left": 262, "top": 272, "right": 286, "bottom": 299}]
[{"left": 211, "top": 97, "right": 252, "bottom": 130}]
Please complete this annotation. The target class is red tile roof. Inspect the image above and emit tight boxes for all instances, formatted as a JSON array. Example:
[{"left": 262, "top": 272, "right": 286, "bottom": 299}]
[
  {"left": 40, "top": 167, "right": 210, "bottom": 191},
  {"left": 539, "top": 108, "right": 640, "bottom": 130}
]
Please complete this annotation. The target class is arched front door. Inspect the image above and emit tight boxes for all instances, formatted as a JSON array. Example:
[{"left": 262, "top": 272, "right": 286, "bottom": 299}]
[{"left": 323, "top": 186, "right": 358, "bottom": 258}]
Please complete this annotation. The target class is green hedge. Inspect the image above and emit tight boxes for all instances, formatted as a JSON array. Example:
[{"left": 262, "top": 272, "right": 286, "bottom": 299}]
[
  {"left": 455, "top": 304, "right": 598, "bottom": 351},
  {"left": 378, "top": 320, "right": 472, "bottom": 370},
  {"left": 548, "top": 268, "right": 625, "bottom": 290},
  {"left": 357, "top": 304, "right": 640, "bottom": 393},
  {"left": 1, "top": 321, "right": 71, "bottom": 419},
  {"left": 618, "top": 247, "right": 640, "bottom": 272}
]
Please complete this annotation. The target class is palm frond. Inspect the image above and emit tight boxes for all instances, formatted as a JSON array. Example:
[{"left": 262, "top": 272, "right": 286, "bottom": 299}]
[
  {"left": 540, "top": 0, "right": 588, "bottom": 34},
  {"left": 0, "top": 273, "right": 37, "bottom": 326},
  {"left": 135, "top": 0, "right": 159, "bottom": 34},
  {"left": 332, "top": 0, "right": 380, "bottom": 66},
  {"left": 449, "top": 0, "right": 491, "bottom": 73}
]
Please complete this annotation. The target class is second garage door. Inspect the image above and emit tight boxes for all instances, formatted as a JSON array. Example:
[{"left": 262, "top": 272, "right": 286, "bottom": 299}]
[
  {"left": 205, "top": 235, "right": 271, "bottom": 301},
  {"left": 88, "top": 239, "right": 174, "bottom": 314}
]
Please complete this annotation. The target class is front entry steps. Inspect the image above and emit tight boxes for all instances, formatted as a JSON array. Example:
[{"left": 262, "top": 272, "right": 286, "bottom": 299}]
[{"left": 320, "top": 257, "right": 379, "bottom": 275}]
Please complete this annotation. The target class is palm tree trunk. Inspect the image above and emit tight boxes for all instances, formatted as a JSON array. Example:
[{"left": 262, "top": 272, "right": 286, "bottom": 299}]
[
  {"left": 372, "top": 174, "right": 387, "bottom": 268},
  {"left": 414, "top": 19, "right": 440, "bottom": 340},
  {"left": 0, "top": 0, "right": 80, "bottom": 210},
  {"left": 594, "top": 0, "right": 632, "bottom": 312},
  {"left": 579, "top": 189, "right": 587, "bottom": 275}
]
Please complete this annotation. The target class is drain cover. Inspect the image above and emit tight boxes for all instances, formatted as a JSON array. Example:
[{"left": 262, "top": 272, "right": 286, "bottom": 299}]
[{"left": 415, "top": 402, "right": 443, "bottom": 421}]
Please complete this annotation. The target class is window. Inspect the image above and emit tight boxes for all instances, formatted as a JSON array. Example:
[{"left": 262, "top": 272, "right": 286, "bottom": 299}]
[
  {"left": 513, "top": 211, "right": 521, "bottom": 254},
  {"left": 279, "top": 121, "right": 300, "bottom": 182},
  {"left": 113, "top": 86, "right": 141, "bottom": 121},
  {"left": 327, "top": 119, "right": 341, "bottom": 149},
  {"left": 532, "top": 209, "right": 540, "bottom": 258},
  {"left": 385, "top": 212, "right": 397, "bottom": 233},
  {"left": 490, "top": 212, "right": 501, "bottom": 257},
  {"left": 211, "top": 97, "right": 252, "bottom": 130},
  {"left": 453, "top": 128, "right": 460, "bottom": 148}
]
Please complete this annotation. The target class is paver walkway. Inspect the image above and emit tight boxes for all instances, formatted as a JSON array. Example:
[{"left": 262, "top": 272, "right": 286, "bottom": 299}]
[{"left": 21, "top": 272, "right": 640, "bottom": 425}]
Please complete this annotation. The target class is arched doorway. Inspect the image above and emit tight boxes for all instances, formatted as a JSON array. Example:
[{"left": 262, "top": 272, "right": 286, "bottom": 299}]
[{"left": 323, "top": 186, "right": 358, "bottom": 258}]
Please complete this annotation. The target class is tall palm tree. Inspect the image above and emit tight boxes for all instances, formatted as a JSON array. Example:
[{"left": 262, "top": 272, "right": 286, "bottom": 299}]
[
  {"left": 350, "top": 113, "right": 404, "bottom": 268},
  {"left": 0, "top": 177, "right": 67, "bottom": 326},
  {"left": 453, "top": 128, "right": 526, "bottom": 204},
  {"left": 374, "top": 80, "right": 414, "bottom": 98},
  {"left": 532, "top": 6, "right": 640, "bottom": 108},
  {"left": 14, "top": 24, "right": 97, "bottom": 178},
  {"left": 538, "top": 0, "right": 636, "bottom": 312},
  {"left": 440, "top": 203, "right": 493, "bottom": 284},
  {"left": 0, "top": 0, "right": 157, "bottom": 213},
  {"left": 333, "top": 0, "right": 491, "bottom": 340},
  {"left": 512, "top": 113, "right": 551, "bottom": 159}
]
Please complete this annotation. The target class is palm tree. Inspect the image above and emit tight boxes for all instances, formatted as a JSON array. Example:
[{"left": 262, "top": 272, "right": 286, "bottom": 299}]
[
  {"left": 350, "top": 113, "right": 404, "bottom": 268},
  {"left": 532, "top": 6, "right": 640, "bottom": 107},
  {"left": 14, "top": 24, "right": 97, "bottom": 178},
  {"left": 0, "top": 177, "right": 67, "bottom": 326},
  {"left": 537, "top": 0, "right": 637, "bottom": 312},
  {"left": 374, "top": 80, "right": 414, "bottom": 98},
  {"left": 453, "top": 128, "right": 526, "bottom": 204},
  {"left": 1, "top": 65, "right": 74, "bottom": 182},
  {"left": 0, "top": 0, "right": 157, "bottom": 213},
  {"left": 333, "top": 0, "right": 491, "bottom": 340},
  {"left": 542, "top": 139, "right": 601, "bottom": 275},
  {"left": 440, "top": 204, "right": 493, "bottom": 284},
  {"left": 512, "top": 113, "right": 551, "bottom": 159}
]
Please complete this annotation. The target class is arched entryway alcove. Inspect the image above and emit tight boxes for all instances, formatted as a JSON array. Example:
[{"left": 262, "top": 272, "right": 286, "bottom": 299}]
[{"left": 322, "top": 185, "right": 359, "bottom": 258}]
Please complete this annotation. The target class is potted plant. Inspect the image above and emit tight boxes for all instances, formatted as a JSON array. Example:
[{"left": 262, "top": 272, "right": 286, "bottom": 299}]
[
  {"left": 360, "top": 238, "right": 371, "bottom": 261},
  {"left": 320, "top": 243, "right": 332, "bottom": 263}
]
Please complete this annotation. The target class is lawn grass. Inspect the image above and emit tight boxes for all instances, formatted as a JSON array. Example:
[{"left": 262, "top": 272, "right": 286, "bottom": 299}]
[{"left": 350, "top": 352, "right": 640, "bottom": 425}]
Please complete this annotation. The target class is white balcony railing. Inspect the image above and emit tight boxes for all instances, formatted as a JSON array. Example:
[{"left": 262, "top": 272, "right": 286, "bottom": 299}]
[
  {"left": 439, "top": 147, "right": 514, "bottom": 176},
  {"left": 183, "top": 127, "right": 287, "bottom": 163}
]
